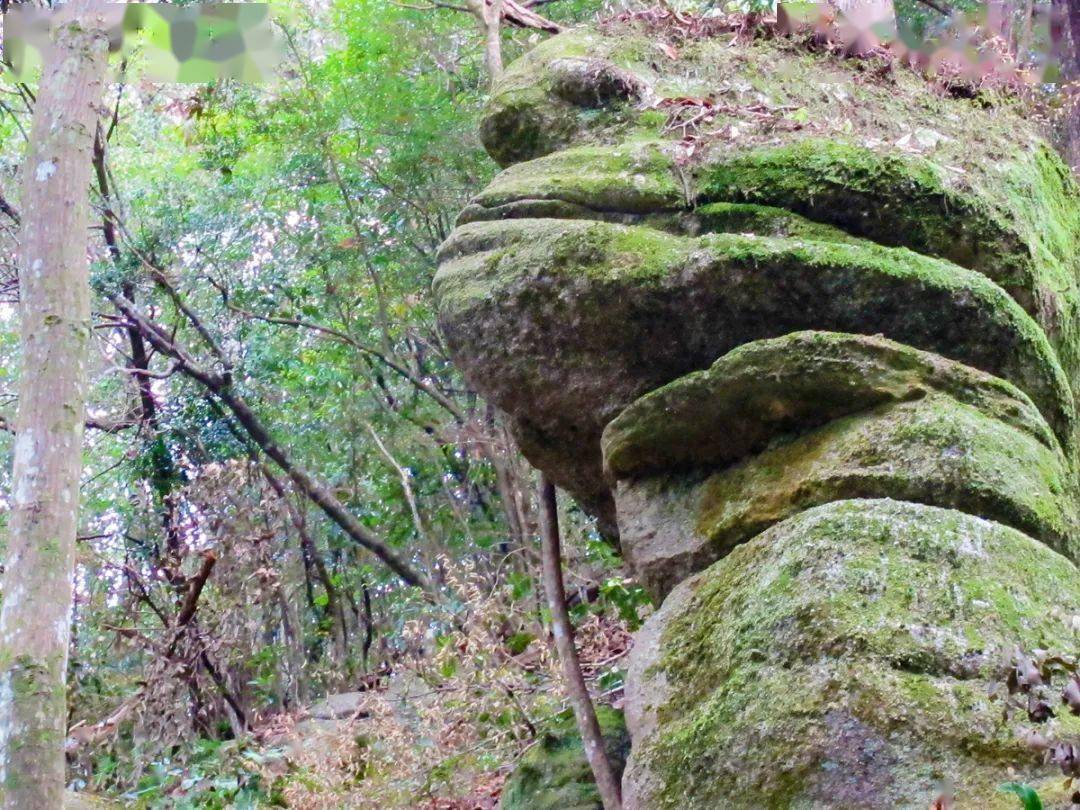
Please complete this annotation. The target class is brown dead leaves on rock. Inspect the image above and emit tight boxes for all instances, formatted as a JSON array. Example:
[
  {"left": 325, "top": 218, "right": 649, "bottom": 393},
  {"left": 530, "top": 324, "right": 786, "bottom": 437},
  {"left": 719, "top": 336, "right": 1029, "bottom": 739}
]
[{"left": 1002, "top": 648, "right": 1080, "bottom": 783}]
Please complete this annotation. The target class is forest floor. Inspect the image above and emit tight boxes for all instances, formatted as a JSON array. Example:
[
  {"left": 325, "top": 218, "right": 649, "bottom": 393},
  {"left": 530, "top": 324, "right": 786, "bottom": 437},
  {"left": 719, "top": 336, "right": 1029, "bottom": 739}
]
[{"left": 68, "top": 610, "right": 634, "bottom": 808}]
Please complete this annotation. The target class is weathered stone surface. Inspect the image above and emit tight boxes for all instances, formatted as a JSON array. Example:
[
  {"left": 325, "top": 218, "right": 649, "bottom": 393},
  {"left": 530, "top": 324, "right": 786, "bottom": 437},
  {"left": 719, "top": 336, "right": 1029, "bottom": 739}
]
[
  {"left": 479, "top": 30, "right": 647, "bottom": 167},
  {"left": 695, "top": 138, "right": 1080, "bottom": 365},
  {"left": 474, "top": 26, "right": 1080, "bottom": 362},
  {"left": 604, "top": 331, "right": 1080, "bottom": 598},
  {"left": 438, "top": 24, "right": 1080, "bottom": 531},
  {"left": 624, "top": 500, "right": 1080, "bottom": 809},
  {"left": 307, "top": 691, "right": 367, "bottom": 720},
  {"left": 618, "top": 395, "right": 1079, "bottom": 599},
  {"left": 603, "top": 330, "right": 1064, "bottom": 479},
  {"left": 500, "top": 707, "right": 629, "bottom": 810},
  {"left": 437, "top": 18, "right": 1080, "bottom": 810},
  {"left": 436, "top": 219, "right": 1073, "bottom": 526}
]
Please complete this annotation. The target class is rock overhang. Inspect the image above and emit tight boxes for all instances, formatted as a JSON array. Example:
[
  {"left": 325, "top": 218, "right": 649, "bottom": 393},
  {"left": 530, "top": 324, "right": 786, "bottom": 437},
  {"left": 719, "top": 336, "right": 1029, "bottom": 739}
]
[
  {"left": 434, "top": 21, "right": 1080, "bottom": 539},
  {"left": 435, "top": 216, "right": 1077, "bottom": 530},
  {"left": 439, "top": 17, "right": 1080, "bottom": 808}
]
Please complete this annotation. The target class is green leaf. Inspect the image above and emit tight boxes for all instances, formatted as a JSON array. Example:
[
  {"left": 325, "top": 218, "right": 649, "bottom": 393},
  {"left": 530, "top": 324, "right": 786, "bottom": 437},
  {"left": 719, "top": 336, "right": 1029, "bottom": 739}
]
[
  {"left": 505, "top": 631, "right": 535, "bottom": 655},
  {"left": 999, "top": 783, "right": 1043, "bottom": 810},
  {"left": 439, "top": 657, "right": 458, "bottom": 678},
  {"left": 507, "top": 571, "right": 533, "bottom": 602}
]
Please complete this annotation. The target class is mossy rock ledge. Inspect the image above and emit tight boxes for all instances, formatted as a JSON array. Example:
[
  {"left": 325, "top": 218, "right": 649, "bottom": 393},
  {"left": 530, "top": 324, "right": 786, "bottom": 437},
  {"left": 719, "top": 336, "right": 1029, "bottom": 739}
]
[
  {"left": 604, "top": 330, "right": 1080, "bottom": 601},
  {"left": 435, "top": 18, "right": 1080, "bottom": 810},
  {"left": 434, "top": 24, "right": 1080, "bottom": 530}
]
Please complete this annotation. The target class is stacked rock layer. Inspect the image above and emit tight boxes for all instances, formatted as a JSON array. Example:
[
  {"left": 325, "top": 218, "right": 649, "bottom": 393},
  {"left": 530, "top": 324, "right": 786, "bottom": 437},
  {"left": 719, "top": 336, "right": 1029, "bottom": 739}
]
[{"left": 435, "top": 22, "right": 1080, "bottom": 808}]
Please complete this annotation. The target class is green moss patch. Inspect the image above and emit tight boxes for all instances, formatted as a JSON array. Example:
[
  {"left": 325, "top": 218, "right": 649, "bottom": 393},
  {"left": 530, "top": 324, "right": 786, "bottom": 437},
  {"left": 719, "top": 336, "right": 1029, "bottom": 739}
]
[
  {"left": 625, "top": 500, "right": 1080, "bottom": 808},
  {"left": 694, "top": 139, "right": 1080, "bottom": 385},
  {"left": 694, "top": 394, "right": 1078, "bottom": 573},
  {"left": 603, "top": 330, "right": 1064, "bottom": 480},
  {"left": 462, "top": 141, "right": 685, "bottom": 218},
  {"left": 499, "top": 707, "right": 629, "bottom": 810}
]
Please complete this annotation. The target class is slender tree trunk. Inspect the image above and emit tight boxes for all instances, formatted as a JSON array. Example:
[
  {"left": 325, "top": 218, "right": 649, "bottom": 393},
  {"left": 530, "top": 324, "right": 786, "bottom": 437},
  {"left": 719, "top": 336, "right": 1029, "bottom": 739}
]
[
  {"left": 1067, "top": 0, "right": 1080, "bottom": 75},
  {"left": 831, "top": 0, "right": 895, "bottom": 15},
  {"left": 832, "top": 0, "right": 897, "bottom": 53},
  {"left": 1066, "top": 2, "right": 1080, "bottom": 170},
  {"left": 261, "top": 464, "right": 349, "bottom": 662},
  {"left": 537, "top": 476, "right": 622, "bottom": 810},
  {"left": 468, "top": 0, "right": 505, "bottom": 83},
  {"left": 1016, "top": 0, "right": 1035, "bottom": 63},
  {"left": 0, "top": 4, "right": 108, "bottom": 806},
  {"left": 485, "top": 0, "right": 506, "bottom": 83}
]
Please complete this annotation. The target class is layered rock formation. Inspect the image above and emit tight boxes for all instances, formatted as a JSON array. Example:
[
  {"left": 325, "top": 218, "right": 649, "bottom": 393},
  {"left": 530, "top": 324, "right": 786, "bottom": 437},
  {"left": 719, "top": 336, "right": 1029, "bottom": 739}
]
[{"left": 436, "top": 18, "right": 1080, "bottom": 808}]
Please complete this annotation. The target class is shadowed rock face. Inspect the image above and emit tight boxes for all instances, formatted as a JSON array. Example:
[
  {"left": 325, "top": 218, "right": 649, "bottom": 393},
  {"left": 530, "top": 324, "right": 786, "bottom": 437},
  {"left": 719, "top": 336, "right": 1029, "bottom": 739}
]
[{"left": 435, "top": 20, "right": 1080, "bottom": 809}]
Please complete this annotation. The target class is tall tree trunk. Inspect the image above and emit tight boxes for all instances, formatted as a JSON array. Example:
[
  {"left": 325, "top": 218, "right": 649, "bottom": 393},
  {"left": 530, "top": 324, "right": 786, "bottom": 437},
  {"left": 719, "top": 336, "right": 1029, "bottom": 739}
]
[
  {"left": 468, "top": 0, "right": 505, "bottom": 84},
  {"left": 0, "top": 4, "right": 108, "bottom": 807},
  {"left": 1065, "top": 1, "right": 1080, "bottom": 171}
]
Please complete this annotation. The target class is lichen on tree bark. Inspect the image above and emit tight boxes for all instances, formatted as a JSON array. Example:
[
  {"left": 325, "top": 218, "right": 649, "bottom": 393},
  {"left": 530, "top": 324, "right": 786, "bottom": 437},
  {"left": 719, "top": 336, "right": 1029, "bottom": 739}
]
[{"left": 0, "top": 4, "right": 109, "bottom": 807}]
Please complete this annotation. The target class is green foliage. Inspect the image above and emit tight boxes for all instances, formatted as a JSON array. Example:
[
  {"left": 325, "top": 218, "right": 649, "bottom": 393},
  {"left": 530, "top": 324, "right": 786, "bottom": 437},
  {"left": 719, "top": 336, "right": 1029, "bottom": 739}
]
[
  {"left": 500, "top": 707, "right": 630, "bottom": 810},
  {"left": 121, "top": 738, "right": 272, "bottom": 808},
  {"left": 0, "top": 1, "right": 637, "bottom": 805},
  {"left": 598, "top": 577, "right": 651, "bottom": 630},
  {"left": 999, "top": 783, "right": 1044, "bottom": 810}
]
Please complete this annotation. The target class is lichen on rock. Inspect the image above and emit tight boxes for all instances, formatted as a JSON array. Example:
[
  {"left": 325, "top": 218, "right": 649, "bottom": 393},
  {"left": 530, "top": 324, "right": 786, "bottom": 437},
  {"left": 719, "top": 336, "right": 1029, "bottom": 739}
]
[
  {"left": 624, "top": 500, "right": 1080, "bottom": 809},
  {"left": 436, "top": 16, "right": 1080, "bottom": 810}
]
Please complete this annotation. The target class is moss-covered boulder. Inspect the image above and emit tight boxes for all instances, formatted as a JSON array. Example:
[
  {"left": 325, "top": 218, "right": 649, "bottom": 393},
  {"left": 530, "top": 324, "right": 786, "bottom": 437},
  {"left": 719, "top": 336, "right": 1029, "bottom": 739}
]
[
  {"left": 499, "top": 707, "right": 629, "bottom": 810},
  {"left": 604, "top": 331, "right": 1080, "bottom": 598},
  {"left": 436, "top": 26, "right": 1080, "bottom": 527},
  {"left": 436, "top": 16, "right": 1080, "bottom": 810},
  {"left": 437, "top": 219, "right": 1074, "bottom": 529},
  {"left": 624, "top": 500, "right": 1080, "bottom": 809},
  {"left": 603, "top": 330, "right": 1065, "bottom": 479}
]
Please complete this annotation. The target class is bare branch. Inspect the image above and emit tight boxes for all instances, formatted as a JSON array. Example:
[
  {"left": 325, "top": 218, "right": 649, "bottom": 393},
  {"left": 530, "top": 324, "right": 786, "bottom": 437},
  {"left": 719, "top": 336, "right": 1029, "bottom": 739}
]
[
  {"left": 915, "top": 0, "right": 952, "bottom": 16},
  {"left": 175, "top": 551, "right": 218, "bottom": 628},
  {"left": 366, "top": 421, "right": 429, "bottom": 543},
  {"left": 221, "top": 298, "right": 463, "bottom": 421},
  {"left": 0, "top": 190, "right": 19, "bottom": 226},
  {"left": 109, "top": 291, "right": 436, "bottom": 595}
]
